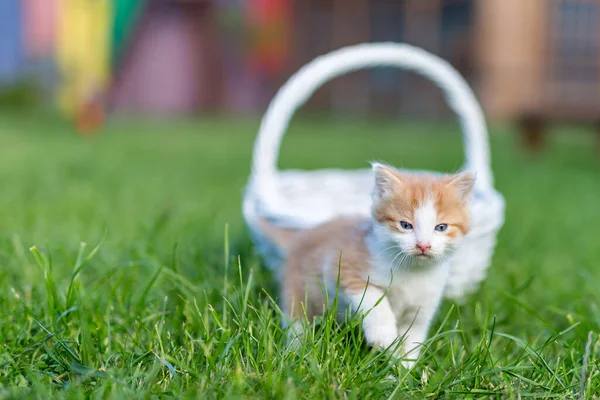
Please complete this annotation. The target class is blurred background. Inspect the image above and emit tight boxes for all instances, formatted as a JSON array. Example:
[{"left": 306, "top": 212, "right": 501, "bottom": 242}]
[{"left": 1, "top": 0, "right": 599, "bottom": 129}]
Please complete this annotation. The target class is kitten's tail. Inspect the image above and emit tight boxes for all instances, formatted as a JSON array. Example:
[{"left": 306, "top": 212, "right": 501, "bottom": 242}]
[{"left": 256, "top": 217, "right": 298, "bottom": 253}]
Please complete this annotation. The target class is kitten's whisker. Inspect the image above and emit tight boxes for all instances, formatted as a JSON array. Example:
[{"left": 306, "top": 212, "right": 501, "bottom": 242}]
[
  {"left": 393, "top": 252, "right": 410, "bottom": 271},
  {"left": 391, "top": 252, "right": 402, "bottom": 269},
  {"left": 389, "top": 249, "right": 403, "bottom": 270},
  {"left": 378, "top": 243, "right": 401, "bottom": 258},
  {"left": 398, "top": 258, "right": 406, "bottom": 268}
]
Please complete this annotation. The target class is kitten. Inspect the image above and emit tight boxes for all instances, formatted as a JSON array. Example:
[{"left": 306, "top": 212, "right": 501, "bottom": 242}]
[{"left": 262, "top": 163, "right": 474, "bottom": 368}]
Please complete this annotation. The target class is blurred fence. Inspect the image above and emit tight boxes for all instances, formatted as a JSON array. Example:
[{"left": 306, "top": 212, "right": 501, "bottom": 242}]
[
  {"left": 289, "top": 0, "right": 475, "bottom": 117},
  {"left": 544, "top": 0, "right": 600, "bottom": 119}
]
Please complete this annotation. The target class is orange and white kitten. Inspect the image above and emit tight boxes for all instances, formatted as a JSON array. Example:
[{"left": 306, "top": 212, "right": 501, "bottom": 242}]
[{"left": 277, "top": 163, "right": 474, "bottom": 368}]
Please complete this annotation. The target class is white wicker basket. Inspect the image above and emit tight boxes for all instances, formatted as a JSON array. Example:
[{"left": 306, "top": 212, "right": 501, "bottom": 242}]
[{"left": 243, "top": 43, "right": 505, "bottom": 301}]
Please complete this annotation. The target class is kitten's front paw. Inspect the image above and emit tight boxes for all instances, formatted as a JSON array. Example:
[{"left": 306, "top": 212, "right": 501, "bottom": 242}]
[{"left": 363, "top": 324, "right": 398, "bottom": 350}]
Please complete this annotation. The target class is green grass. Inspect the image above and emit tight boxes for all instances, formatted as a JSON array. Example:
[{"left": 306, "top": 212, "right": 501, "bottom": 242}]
[{"left": 0, "top": 111, "right": 598, "bottom": 399}]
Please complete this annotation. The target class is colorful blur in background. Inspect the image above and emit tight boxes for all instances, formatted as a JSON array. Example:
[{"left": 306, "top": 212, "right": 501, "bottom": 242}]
[{"left": 2, "top": 0, "right": 600, "bottom": 128}]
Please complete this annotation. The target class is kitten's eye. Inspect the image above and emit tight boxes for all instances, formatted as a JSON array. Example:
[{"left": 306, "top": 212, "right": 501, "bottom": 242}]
[
  {"left": 400, "top": 221, "right": 413, "bottom": 230},
  {"left": 435, "top": 224, "right": 448, "bottom": 232}
]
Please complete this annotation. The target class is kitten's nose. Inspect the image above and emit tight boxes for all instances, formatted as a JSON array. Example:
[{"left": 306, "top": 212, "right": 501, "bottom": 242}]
[{"left": 416, "top": 243, "right": 431, "bottom": 253}]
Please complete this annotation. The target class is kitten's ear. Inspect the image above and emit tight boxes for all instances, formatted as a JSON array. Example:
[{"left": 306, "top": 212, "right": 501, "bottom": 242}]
[
  {"left": 447, "top": 171, "right": 475, "bottom": 201},
  {"left": 371, "top": 162, "right": 402, "bottom": 200}
]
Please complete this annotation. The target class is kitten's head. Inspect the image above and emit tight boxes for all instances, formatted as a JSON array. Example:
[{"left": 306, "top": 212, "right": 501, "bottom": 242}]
[{"left": 370, "top": 163, "right": 474, "bottom": 264}]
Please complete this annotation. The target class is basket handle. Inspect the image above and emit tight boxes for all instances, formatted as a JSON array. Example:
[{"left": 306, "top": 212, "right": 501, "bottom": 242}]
[{"left": 251, "top": 43, "right": 493, "bottom": 206}]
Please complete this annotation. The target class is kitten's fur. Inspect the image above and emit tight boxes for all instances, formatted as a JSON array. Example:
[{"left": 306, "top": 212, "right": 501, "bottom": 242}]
[{"left": 263, "top": 163, "right": 474, "bottom": 368}]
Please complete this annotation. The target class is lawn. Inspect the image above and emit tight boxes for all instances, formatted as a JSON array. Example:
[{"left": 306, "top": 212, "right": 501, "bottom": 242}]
[{"left": 0, "top": 111, "right": 598, "bottom": 399}]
